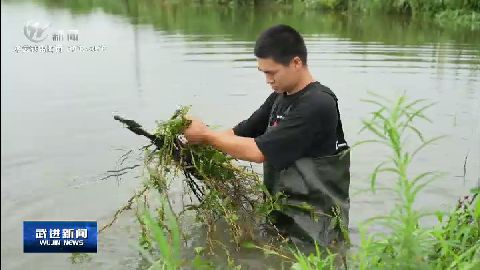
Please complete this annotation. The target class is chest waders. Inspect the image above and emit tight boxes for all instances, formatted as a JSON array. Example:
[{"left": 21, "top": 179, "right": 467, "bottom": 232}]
[{"left": 263, "top": 88, "right": 350, "bottom": 247}]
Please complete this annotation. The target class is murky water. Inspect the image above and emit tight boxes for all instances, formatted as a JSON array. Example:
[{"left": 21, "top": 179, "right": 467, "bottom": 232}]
[{"left": 1, "top": 1, "right": 479, "bottom": 269}]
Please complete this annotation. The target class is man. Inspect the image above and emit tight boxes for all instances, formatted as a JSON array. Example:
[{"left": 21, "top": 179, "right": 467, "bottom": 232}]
[{"left": 184, "top": 24, "right": 350, "bottom": 246}]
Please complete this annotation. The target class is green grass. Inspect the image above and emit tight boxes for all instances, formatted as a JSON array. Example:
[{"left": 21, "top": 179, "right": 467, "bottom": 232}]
[
  {"left": 352, "top": 93, "right": 443, "bottom": 269},
  {"left": 290, "top": 242, "right": 338, "bottom": 270},
  {"left": 346, "top": 93, "right": 478, "bottom": 270},
  {"left": 137, "top": 197, "right": 182, "bottom": 270},
  {"left": 429, "top": 192, "right": 480, "bottom": 269},
  {"left": 137, "top": 195, "right": 216, "bottom": 270}
]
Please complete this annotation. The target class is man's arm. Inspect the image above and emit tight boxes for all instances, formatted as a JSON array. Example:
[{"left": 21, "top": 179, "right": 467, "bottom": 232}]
[
  {"left": 204, "top": 131, "right": 265, "bottom": 163},
  {"left": 219, "top": 129, "right": 234, "bottom": 136},
  {"left": 233, "top": 93, "right": 277, "bottom": 138},
  {"left": 183, "top": 92, "right": 277, "bottom": 163},
  {"left": 184, "top": 119, "right": 265, "bottom": 163}
]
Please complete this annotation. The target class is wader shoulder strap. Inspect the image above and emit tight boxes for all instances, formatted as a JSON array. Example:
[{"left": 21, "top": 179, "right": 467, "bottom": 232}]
[{"left": 320, "top": 89, "right": 348, "bottom": 148}]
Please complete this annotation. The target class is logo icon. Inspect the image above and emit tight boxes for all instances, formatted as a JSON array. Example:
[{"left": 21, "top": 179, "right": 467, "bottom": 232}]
[{"left": 24, "top": 21, "right": 50, "bottom": 43}]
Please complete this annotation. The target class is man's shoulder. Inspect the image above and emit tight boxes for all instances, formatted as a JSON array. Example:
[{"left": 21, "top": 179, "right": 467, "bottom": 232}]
[
  {"left": 265, "top": 92, "right": 279, "bottom": 104},
  {"left": 299, "top": 82, "right": 337, "bottom": 108}
]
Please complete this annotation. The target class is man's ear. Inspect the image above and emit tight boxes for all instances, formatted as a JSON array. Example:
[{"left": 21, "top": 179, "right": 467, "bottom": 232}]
[{"left": 292, "top": 56, "right": 303, "bottom": 69}]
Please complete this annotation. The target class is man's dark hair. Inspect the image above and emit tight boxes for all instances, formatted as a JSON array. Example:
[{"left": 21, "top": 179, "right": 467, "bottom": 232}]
[{"left": 254, "top": 24, "right": 307, "bottom": 66}]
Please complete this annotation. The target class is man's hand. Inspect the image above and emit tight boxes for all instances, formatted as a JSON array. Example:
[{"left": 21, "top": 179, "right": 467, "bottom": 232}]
[
  {"left": 183, "top": 116, "right": 210, "bottom": 144},
  {"left": 183, "top": 116, "right": 265, "bottom": 163}
]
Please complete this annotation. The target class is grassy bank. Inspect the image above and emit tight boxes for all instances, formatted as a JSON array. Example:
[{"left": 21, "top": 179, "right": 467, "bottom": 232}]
[
  {"left": 349, "top": 0, "right": 480, "bottom": 29},
  {"left": 172, "top": 0, "right": 480, "bottom": 29},
  {"left": 22, "top": 0, "right": 480, "bottom": 32}
]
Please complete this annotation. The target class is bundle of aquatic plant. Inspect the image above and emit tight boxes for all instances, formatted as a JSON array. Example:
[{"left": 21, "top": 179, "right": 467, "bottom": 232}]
[{"left": 113, "top": 107, "right": 274, "bottom": 245}]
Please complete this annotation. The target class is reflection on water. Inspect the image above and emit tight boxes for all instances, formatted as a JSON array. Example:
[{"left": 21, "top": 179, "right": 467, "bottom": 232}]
[{"left": 1, "top": 0, "right": 479, "bottom": 269}]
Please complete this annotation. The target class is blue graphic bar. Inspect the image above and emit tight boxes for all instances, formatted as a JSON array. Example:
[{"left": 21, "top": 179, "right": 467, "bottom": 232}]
[{"left": 23, "top": 221, "right": 97, "bottom": 253}]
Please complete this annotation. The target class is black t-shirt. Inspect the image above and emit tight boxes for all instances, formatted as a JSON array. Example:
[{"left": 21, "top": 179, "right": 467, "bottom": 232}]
[{"left": 233, "top": 82, "right": 339, "bottom": 170}]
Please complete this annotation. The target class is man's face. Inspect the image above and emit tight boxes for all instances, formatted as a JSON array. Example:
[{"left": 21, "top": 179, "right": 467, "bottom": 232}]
[{"left": 257, "top": 57, "right": 301, "bottom": 94}]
